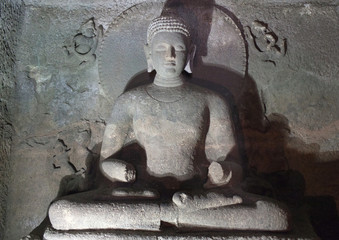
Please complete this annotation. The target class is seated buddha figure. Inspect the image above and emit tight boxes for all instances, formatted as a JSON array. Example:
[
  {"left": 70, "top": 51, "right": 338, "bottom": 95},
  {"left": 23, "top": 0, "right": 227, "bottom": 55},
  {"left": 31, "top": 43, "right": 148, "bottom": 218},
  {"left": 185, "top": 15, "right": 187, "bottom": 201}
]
[{"left": 48, "top": 15, "right": 290, "bottom": 232}]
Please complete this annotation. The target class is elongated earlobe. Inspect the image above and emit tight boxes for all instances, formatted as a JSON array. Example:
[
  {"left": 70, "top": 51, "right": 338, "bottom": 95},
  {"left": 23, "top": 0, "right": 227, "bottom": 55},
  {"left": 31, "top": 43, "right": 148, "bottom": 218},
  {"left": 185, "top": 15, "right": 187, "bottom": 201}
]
[
  {"left": 144, "top": 44, "right": 154, "bottom": 72},
  {"left": 184, "top": 44, "right": 196, "bottom": 74},
  {"left": 184, "top": 60, "right": 192, "bottom": 73},
  {"left": 147, "top": 60, "right": 154, "bottom": 73}
]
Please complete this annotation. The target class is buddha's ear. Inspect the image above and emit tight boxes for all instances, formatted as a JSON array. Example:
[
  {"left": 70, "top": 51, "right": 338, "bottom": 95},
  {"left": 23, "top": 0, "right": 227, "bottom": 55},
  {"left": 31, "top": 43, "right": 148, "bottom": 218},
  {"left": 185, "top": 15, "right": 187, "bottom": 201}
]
[
  {"left": 184, "top": 44, "right": 196, "bottom": 74},
  {"left": 144, "top": 44, "right": 154, "bottom": 73}
]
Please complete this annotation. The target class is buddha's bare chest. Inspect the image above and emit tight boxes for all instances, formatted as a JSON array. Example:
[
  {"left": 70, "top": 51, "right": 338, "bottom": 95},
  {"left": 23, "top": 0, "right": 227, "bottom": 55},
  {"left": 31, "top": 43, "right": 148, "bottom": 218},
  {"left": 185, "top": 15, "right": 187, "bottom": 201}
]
[
  {"left": 132, "top": 96, "right": 208, "bottom": 145},
  {"left": 131, "top": 97, "right": 207, "bottom": 179}
]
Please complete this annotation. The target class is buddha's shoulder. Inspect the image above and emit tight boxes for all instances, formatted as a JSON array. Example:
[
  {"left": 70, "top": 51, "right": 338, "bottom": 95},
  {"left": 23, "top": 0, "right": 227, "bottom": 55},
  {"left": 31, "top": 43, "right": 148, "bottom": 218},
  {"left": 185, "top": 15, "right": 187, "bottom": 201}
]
[
  {"left": 115, "top": 85, "right": 148, "bottom": 102},
  {"left": 185, "top": 82, "right": 225, "bottom": 102}
]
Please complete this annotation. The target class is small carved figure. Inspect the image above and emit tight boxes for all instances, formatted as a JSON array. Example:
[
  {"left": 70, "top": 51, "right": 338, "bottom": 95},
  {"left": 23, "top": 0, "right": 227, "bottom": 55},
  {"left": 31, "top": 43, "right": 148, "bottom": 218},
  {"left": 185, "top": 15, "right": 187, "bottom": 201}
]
[
  {"left": 63, "top": 18, "right": 99, "bottom": 67},
  {"left": 246, "top": 20, "right": 287, "bottom": 64}
]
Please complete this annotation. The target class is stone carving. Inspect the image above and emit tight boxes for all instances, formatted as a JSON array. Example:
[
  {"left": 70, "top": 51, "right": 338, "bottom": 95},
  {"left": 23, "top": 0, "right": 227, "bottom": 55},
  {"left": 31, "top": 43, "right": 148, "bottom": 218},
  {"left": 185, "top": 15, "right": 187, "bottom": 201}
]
[
  {"left": 26, "top": 66, "right": 53, "bottom": 93},
  {"left": 99, "top": 3, "right": 247, "bottom": 107},
  {"left": 20, "top": 234, "right": 41, "bottom": 240},
  {"left": 63, "top": 18, "right": 101, "bottom": 67},
  {"left": 246, "top": 20, "right": 286, "bottom": 65},
  {"left": 46, "top": 12, "right": 290, "bottom": 237}
]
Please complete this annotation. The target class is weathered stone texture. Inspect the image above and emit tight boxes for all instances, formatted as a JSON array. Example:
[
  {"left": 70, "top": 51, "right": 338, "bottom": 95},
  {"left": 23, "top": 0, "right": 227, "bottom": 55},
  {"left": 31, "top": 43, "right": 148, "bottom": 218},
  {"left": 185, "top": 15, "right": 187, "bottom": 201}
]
[
  {"left": 224, "top": 2, "right": 339, "bottom": 211},
  {"left": 44, "top": 229, "right": 315, "bottom": 240},
  {"left": 0, "top": 0, "right": 23, "bottom": 239},
  {"left": 2, "top": 0, "right": 339, "bottom": 239},
  {"left": 4, "top": 2, "right": 163, "bottom": 239}
]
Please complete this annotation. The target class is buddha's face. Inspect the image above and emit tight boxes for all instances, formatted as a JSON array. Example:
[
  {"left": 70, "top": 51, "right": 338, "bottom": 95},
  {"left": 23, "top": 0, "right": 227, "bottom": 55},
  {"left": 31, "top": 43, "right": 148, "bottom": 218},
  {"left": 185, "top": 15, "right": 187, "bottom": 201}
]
[{"left": 151, "top": 32, "right": 189, "bottom": 79}]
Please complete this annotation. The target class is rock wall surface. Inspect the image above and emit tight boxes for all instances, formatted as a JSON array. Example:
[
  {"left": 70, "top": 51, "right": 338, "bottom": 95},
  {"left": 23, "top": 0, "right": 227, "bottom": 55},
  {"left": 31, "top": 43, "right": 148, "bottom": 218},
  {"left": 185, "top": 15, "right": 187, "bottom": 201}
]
[
  {"left": 2, "top": 0, "right": 339, "bottom": 239},
  {"left": 0, "top": 0, "right": 23, "bottom": 239},
  {"left": 222, "top": 0, "right": 339, "bottom": 211},
  {"left": 4, "top": 1, "right": 162, "bottom": 239}
]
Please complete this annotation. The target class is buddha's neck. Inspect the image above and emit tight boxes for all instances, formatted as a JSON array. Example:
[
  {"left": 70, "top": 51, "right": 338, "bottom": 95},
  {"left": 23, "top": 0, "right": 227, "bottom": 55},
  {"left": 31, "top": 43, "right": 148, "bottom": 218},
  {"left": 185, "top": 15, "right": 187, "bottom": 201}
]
[{"left": 153, "top": 74, "right": 185, "bottom": 87}]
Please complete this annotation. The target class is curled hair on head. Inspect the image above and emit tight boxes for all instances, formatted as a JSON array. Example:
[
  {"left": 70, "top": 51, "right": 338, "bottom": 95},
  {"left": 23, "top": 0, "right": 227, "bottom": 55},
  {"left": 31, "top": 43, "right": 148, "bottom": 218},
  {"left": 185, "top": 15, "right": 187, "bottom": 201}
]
[{"left": 147, "top": 16, "right": 191, "bottom": 44}]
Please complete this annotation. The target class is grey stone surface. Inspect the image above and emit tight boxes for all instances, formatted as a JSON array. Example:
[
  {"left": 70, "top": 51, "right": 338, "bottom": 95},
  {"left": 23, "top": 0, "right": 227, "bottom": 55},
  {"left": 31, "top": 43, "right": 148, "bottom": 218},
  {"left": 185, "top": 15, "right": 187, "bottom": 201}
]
[
  {"left": 47, "top": 190, "right": 289, "bottom": 232},
  {"left": 43, "top": 206, "right": 317, "bottom": 240},
  {"left": 47, "top": 11, "right": 290, "bottom": 235},
  {"left": 242, "top": 3, "right": 339, "bottom": 153},
  {"left": 43, "top": 229, "right": 315, "bottom": 240},
  {"left": 43, "top": 205, "right": 316, "bottom": 240},
  {"left": 100, "top": 83, "right": 236, "bottom": 182},
  {"left": 99, "top": 2, "right": 246, "bottom": 105},
  {"left": 1, "top": 0, "right": 338, "bottom": 239},
  {"left": 49, "top": 199, "right": 162, "bottom": 231},
  {"left": 220, "top": 0, "right": 339, "bottom": 214},
  {"left": 0, "top": 0, "right": 23, "bottom": 238}
]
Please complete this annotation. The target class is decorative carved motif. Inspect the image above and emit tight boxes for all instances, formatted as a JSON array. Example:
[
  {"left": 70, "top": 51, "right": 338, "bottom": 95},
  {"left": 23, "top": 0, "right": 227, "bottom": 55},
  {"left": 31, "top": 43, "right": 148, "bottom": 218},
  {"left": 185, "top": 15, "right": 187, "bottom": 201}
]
[
  {"left": 63, "top": 18, "right": 102, "bottom": 67},
  {"left": 246, "top": 20, "right": 287, "bottom": 65}
]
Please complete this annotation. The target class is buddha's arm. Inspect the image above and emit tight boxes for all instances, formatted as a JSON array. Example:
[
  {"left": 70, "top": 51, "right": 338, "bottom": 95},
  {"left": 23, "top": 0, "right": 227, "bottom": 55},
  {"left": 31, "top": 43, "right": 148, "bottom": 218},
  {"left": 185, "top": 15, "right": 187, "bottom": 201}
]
[
  {"left": 100, "top": 94, "right": 135, "bottom": 182},
  {"left": 205, "top": 94, "right": 242, "bottom": 187},
  {"left": 205, "top": 94, "right": 235, "bottom": 161}
]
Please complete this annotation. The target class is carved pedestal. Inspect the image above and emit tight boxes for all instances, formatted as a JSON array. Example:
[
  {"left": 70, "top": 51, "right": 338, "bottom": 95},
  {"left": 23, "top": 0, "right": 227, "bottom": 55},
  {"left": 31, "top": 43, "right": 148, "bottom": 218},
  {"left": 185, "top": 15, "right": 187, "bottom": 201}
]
[{"left": 44, "top": 226, "right": 317, "bottom": 240}]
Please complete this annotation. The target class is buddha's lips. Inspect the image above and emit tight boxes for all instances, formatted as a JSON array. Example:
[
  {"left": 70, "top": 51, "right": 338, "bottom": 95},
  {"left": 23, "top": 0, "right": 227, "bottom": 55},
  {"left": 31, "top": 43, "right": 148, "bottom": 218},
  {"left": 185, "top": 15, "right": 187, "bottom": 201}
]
[{"left": 165, "top": 61, "right": 176, "bottom": 66}]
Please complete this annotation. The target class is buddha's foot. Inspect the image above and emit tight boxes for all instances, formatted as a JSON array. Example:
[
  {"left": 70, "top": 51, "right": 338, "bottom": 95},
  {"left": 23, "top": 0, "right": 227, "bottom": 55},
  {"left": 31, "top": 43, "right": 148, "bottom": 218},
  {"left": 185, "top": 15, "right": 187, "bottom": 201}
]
[
  {"left": 172, "top": 191, "right": 242, "bottom": 211},
  {"left": 174, "top": 199, "right": 290, "bottom": 231}
]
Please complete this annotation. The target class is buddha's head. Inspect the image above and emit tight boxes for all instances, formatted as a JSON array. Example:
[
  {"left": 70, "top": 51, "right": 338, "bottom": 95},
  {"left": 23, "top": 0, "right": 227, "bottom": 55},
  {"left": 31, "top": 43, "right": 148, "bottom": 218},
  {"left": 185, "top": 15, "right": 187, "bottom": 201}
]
[{"left": 144, "top": 16, "right": 195, "bottom": 79}]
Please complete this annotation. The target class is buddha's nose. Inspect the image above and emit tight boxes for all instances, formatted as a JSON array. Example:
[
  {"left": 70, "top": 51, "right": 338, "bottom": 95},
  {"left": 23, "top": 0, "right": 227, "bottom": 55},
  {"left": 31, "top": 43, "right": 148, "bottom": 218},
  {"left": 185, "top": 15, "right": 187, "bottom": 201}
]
[{"left": 166, "top": 46, "right": 176, "bottom": 59}]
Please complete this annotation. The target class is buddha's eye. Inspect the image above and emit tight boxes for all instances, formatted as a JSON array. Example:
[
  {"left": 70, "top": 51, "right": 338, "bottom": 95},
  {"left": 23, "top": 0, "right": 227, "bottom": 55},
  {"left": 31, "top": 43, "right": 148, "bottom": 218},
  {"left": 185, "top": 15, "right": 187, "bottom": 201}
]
[
  {"left": 175, "top": 45, "right": 186, "bottom": 51},
  {"left": 155, "top": 44, "right": 167, "bottom": 51}
]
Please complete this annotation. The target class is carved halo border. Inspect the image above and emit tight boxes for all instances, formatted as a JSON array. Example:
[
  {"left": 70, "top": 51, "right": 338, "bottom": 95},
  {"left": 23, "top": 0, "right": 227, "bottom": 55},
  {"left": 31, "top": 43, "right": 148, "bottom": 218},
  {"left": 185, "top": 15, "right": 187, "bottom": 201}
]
[{"left": 98, "top": 1, "right": 247, "bottom": 104}]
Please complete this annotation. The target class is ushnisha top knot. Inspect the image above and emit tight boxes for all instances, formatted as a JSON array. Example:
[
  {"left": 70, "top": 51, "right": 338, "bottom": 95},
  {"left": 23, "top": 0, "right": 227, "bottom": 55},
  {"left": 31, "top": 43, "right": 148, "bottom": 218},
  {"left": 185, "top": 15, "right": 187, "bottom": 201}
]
[{"left": 147, "top": 16, "right": 191, "bottom": 44}]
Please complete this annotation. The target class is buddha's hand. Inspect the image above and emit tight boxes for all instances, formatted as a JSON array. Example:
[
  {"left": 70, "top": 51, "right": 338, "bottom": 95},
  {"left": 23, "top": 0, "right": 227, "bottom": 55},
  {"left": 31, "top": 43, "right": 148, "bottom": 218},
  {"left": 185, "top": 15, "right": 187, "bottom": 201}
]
[
  {"left": 100, "top": 158, "right": 136, "bottom": 183},
  {"left": 204, "top": 161, "right": 243, "bottom": 189}
]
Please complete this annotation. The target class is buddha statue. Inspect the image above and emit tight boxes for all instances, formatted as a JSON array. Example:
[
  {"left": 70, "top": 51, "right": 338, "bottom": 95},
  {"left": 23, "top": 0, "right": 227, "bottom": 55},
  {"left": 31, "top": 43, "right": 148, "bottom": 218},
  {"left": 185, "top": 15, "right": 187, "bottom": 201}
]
[{"left": 47, "top": 15, "right": 290, "bottom": 233}]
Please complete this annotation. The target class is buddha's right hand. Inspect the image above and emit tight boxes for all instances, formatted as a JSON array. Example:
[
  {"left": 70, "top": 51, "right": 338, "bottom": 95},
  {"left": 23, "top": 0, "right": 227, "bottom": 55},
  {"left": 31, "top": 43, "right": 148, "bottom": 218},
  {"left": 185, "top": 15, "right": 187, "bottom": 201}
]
[
  {"left": 100, "top": 158, "right": 136, "bottom": 183},
  {"left": 204, "top": 161, "right": 243, "bottom": 189}
]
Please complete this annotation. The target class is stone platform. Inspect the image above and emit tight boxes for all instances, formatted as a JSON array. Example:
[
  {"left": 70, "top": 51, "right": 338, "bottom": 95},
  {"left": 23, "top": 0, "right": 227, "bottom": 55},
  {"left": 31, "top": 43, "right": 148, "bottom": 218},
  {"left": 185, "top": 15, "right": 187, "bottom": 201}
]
[
  {"left": 43, "top": 228, "right": 316, "bottom": 240},
  {"left": 43, "top": 207, "right": 319, "bottom": 240}
]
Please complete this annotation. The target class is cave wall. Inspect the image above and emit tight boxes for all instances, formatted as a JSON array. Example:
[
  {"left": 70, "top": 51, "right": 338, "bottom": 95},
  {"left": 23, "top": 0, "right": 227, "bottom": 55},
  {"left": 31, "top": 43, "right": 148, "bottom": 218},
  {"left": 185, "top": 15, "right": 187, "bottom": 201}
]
[
  {"left": 0, "top": 0, "right": 24, "bottom": 238},
  {"left": 2, "top": 0, "right": 338, "bottom": 239},
  {"left": 224, "top": 0, "right": 339, "bottom": 206}
]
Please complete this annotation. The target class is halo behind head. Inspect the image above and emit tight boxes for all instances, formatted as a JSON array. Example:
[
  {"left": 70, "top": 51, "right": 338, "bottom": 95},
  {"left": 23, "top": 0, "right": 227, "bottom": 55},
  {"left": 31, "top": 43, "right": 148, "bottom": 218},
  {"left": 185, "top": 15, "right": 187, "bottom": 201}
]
[{"left": 147, "top": 16, "right": 191, "bottom": 45}]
